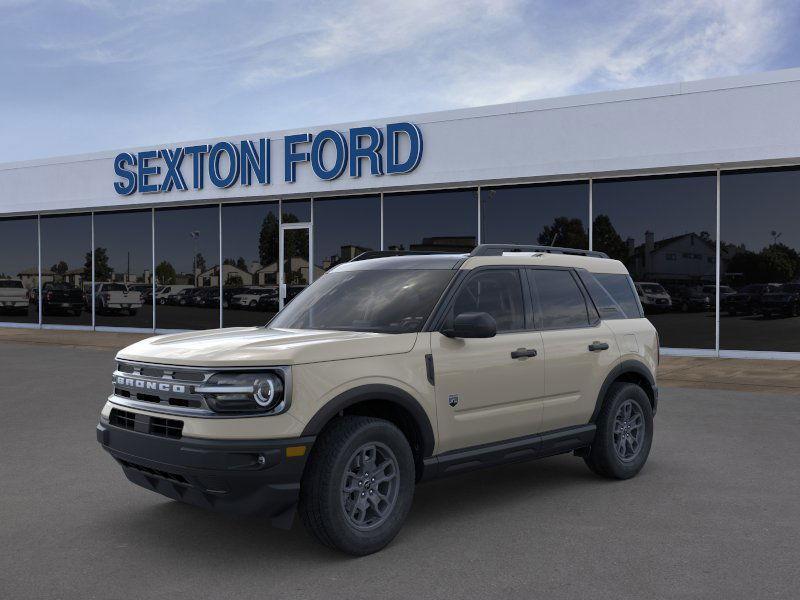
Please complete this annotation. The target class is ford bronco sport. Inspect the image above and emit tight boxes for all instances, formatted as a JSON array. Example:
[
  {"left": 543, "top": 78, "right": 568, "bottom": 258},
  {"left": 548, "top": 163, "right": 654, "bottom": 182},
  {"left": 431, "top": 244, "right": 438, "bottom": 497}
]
[{"left": 97, "top": 245, "right": 658, "bottom": 555}]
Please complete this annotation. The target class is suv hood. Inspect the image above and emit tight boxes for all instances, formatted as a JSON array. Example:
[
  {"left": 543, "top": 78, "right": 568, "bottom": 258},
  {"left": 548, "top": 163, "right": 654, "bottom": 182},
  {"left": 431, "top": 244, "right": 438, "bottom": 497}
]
[{"left": 116, "top": 327, "right": 419, "bottom": 367}]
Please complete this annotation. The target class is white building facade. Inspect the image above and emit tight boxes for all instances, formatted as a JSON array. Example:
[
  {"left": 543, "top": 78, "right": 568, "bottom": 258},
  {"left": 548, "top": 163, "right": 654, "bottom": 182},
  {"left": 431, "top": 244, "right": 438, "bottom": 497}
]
[{"left": 2, "top": 68, "right": 800, "bottom": 358}]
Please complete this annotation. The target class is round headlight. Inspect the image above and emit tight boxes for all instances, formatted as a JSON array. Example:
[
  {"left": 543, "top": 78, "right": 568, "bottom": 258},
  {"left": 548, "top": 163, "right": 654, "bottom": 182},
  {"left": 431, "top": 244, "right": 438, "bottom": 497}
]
[
  {"left": 200, "top": 372, "right": 285, "bottom": 414},
  {"left": 254, "top": 374, "right": 284, "bottom": 409}
]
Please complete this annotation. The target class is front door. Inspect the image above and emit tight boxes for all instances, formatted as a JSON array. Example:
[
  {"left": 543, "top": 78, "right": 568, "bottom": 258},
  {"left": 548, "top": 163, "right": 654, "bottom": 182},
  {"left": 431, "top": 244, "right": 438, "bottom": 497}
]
[
  {"left": 431, "top": 268, "right": 546, "bottom": 453},
  {"left": 279, "top": 223, "right": 311, "bottom": 310}
]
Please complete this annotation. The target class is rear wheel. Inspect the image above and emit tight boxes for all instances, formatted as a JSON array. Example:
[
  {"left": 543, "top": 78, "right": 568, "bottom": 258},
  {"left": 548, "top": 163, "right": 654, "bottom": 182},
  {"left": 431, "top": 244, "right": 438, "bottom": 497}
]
[
  {"left": 584, "top": 382, "right": 653, "bottom": 479},
  {"left": 299, "top": 415, "right": 415, "bottom": 555}
]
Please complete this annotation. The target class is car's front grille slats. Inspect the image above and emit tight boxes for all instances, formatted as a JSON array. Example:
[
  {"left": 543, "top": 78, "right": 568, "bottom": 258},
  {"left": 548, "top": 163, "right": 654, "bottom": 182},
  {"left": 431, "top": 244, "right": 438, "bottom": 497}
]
[
  {"left": 112, "top": 361, "right": 214, "bottom": 414},
  {"left": 108, "top": 407, "right": 184, "bottom": 439}
]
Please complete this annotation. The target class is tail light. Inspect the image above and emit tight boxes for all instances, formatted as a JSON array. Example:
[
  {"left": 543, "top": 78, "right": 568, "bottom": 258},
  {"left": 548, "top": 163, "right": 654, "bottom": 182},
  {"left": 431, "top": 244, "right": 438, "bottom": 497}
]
[
  {"left": 102, "top": 293, "right": 111, "bottom": 301},
  {"left": 46, "top": 291, "right": 53, "bottom": 302}
]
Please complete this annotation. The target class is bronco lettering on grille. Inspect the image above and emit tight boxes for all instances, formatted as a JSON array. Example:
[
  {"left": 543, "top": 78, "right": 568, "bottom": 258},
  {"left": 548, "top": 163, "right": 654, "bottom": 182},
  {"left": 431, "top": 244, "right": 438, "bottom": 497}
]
[{"left": 115, "top": 376, "right": 186, "bottom": 394}]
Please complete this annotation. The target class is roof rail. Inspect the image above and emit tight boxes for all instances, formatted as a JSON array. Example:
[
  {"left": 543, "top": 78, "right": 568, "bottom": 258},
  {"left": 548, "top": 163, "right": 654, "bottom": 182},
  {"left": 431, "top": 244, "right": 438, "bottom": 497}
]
[
  {"left": 470, "top": 244, "right": 609, "bottom": 259},
  {"left": 349, "top": 250, "right": 455, "bottom": 262}
]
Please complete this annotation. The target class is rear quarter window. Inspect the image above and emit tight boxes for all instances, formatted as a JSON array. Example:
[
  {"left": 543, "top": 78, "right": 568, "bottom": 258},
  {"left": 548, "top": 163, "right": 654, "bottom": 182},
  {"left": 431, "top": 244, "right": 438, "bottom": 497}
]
[{"left": 580, "top": 272, "right": 643, "bottom": 319}]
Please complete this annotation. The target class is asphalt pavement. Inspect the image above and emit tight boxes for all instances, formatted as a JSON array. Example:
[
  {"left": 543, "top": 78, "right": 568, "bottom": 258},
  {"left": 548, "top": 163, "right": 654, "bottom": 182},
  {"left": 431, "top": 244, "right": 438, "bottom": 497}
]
[{"left": 1, "top": 341, "right": 799, "bottom": 600}]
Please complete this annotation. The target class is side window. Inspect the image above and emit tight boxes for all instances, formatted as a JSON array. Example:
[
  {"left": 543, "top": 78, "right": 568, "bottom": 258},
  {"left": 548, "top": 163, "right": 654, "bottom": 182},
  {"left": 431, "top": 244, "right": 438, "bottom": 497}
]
[
  {"left": 593, "top": 273, "right": 642, "bottom": 318},
  {"left": 576, "top": 270, "right": 627, "bottom": 320},
  {"left": 529, "top": 269, "right": 590, "bottom": 329},
  {"left": 448, "top": 269, "right": 525, "bottom": 332}
]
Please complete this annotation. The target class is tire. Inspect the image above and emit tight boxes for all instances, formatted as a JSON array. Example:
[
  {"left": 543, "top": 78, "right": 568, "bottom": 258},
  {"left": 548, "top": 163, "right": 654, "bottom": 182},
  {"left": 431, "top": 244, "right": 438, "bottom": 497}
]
[
  {"left": 299, "top": 415, "right": 415, "bottom": 556},
  {"left": 584, "top": 382, "right": 654, "bottom": 480},
  {"left": 128, "top": 309, "right": 137, "bottom": 316},
  {"left": 249, "top": 299, "right": 257, "bottom": 308}
]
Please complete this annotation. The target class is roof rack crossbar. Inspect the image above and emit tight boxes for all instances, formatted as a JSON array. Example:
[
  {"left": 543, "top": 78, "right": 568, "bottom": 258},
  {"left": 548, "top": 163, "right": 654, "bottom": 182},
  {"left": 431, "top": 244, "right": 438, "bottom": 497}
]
[
  {"left": 469, "top": 244, "right": 609, "bottom": 259},
  {"left": 349, "top": 250, "right": 455, "bottom": 262}
]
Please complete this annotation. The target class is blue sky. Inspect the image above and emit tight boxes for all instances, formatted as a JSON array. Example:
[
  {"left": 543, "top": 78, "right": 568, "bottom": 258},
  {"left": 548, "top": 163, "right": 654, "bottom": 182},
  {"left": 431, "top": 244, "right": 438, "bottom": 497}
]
[{"left": 1, "top": 0, "right": 798, "bottom": 162}]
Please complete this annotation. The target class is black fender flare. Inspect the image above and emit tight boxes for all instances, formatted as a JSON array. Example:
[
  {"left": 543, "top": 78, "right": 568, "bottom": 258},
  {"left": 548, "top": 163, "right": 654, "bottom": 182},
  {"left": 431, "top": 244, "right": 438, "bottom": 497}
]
[
  {"left": 301, "top": 384, "right": 436, "bottom": 458},
  {"left": 591, "top": 360, "right": 657, "bottom": 422}
]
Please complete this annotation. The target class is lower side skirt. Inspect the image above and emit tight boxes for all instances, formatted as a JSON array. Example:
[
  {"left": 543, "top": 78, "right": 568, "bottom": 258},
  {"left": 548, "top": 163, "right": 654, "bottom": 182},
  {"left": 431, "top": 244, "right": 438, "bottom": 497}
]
[{"left": 421, "top": 424, "right": 596, "bottom": 481}]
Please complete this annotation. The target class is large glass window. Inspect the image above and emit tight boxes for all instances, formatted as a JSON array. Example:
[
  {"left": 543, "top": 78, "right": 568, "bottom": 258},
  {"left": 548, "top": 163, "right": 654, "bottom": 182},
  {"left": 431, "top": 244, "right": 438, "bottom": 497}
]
[
  {"left": 221, "top": 201, "right": 279, "bottom": 327},
  {"left": 529, "top": 269, "right": 590, "bottom": 329},
  {"left": 0, "top": 217, "right": 39, "bottom": 324},
  {"left": 40, "top": 214, "right": 92, "bottom": 326},
  {"left": 154, "top": 205, "right": 219, "bottom": 330},
  {"left": 270, "top": 269, "right": 455, "bottom": 333},
  {"left": 593, "top": 174, "right": 717, "bottom": 349},
  {"left": 721, "top": 168, "right": 800, "bottom": 352},
  {"left": 449, "top": 269, "right": 525, "bottom": 332},
  {"left": 313, "top": 195, "right": 380, "bottom": 272},
  {"left": 93, "top": 210, "right": 153, "bottom": 329},
  {"left": 481, "top": 182, "right": 589, "bottom": 248},
  {"left": 383, "top": 189, "right": 478, "bottom": 253}
]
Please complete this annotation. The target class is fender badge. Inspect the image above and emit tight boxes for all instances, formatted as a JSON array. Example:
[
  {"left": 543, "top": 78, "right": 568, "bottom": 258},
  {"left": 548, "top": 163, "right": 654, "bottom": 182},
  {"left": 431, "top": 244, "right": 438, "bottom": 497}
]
[{"left": 448, "top": 394, "right": 459, "bottom": 407}]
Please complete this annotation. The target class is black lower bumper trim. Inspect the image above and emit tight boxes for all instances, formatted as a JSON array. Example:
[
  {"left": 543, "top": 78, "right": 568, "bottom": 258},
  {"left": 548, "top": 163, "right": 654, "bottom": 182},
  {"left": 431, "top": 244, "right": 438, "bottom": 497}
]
[{"left": 97, "top": 421, "right": 314, "bottom": 528}]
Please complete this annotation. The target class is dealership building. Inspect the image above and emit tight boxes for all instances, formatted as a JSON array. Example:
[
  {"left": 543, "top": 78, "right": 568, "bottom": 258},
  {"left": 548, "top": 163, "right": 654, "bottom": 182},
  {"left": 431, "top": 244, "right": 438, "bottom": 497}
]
[{"left": 2, "top": 68, "right": 800, "bottom": 359}]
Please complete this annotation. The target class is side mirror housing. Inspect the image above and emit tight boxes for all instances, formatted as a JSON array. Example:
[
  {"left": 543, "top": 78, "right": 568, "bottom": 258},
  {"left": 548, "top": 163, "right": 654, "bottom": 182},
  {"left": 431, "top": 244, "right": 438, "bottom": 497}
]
[{"left": 442, "top": 311, "right": 497, "bottom": 339}]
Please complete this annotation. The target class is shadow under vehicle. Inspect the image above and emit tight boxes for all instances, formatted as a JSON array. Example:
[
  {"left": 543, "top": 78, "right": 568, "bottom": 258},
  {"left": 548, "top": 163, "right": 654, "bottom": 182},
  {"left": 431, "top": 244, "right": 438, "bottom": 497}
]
[
  {"left": 188, "top": 287, "right": 220, "bottom": 308},
  {"left": 0, "top": 279, "right": 30, "bottom": 315},
  {"left": 41, "top": 282, "right": 84, "bottom": 316},
  {"left": 722, "top": 283, "right": 781, "bottom": 316},
  {"left": 668, "top": 285, "right": 712, "bottom": 313},
  {"left": 634, "top": 282, "right": 672, "bottom": 313},
  {"left": 760, "top": 283, "right": 800, "bottom": 318}
]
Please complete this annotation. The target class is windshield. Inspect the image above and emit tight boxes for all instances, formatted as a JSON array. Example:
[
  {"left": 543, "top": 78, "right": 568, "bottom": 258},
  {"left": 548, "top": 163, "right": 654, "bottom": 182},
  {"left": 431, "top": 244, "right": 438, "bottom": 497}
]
[{"left": 269, "top": 269, "right": 455, "bottom": 333}]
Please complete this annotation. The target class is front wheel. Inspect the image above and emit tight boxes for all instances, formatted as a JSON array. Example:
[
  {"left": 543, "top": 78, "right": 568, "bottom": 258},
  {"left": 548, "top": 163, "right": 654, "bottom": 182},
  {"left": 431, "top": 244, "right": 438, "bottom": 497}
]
[
  {"left": 299, "top": 416, "right": 415, "bottom": 556},
  {"left": 584, "top": 382, "right": 653, "bottom": 479}
]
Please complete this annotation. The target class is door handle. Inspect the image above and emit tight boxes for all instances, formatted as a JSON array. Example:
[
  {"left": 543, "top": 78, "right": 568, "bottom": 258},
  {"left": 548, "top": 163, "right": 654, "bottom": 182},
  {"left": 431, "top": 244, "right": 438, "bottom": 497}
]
[
  {"left": 511, "top": 348, "right": 538, "bottom": 359},
  {"left": 588, "top": 341, "right": 610, "bottom": 352}
]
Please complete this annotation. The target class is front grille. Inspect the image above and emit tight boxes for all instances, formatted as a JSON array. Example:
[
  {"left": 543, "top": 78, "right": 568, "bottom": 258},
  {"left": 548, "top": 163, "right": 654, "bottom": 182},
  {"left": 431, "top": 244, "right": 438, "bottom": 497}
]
[
  {"left": 112, "top": 361, "right": 214, "bottom": 414},
  {"left": 109, "top": 408, "right": 136, "bottom": 430},
  {"left": 118, "top": 459, "right": 189, "bottom": 484},
  {"left": 149, "top": 417, "right": 183, "bottom": 439},
  {"left": 108, "top": 407, "right": 184, "bottom": 439}
]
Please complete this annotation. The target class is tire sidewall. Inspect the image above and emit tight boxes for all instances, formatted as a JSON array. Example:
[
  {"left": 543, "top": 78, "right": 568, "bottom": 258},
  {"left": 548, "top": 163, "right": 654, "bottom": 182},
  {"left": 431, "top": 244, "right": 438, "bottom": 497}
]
[
  {"left": 314, "top": 419, "right": 415, "bottom": 555},
  {"left": 597, "top": 384, "right": 654, "bottom": 479}
]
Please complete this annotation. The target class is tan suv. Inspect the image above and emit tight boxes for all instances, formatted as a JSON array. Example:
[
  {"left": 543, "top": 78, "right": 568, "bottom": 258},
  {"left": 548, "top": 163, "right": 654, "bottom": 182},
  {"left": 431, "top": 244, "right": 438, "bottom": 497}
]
[{"left": 97, "top": 244, "right": 658, "bottom": 555}]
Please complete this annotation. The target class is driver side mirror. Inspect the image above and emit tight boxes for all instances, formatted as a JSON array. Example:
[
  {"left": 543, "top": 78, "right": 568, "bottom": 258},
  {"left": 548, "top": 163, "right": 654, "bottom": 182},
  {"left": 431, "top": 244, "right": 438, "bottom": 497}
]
[{"left": 442, "top": 311, "right": 497, "bottom": 339}]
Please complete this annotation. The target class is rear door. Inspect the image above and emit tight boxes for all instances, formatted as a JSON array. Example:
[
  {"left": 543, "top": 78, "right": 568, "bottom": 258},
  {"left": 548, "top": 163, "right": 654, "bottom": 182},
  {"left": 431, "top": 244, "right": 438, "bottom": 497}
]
[
  {"left": 431, "top": 267, "right": 545, "bottom": 453},
  {"left": 527, "top": 268, "right": 620, "bottom": 431}
]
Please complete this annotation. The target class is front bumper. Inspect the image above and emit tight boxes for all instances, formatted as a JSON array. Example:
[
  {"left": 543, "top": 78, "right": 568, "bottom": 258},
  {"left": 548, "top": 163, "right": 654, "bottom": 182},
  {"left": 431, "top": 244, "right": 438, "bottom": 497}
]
[{"left": 97, "top": 420, "right": 314, "bottom": 528}]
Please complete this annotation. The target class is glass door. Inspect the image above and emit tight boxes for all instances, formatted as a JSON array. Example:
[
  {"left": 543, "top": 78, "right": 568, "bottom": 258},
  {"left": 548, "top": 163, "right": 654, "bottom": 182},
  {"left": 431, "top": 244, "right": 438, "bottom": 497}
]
[{"left": 279, "top": 223, "right": 311, "bottom": 310}]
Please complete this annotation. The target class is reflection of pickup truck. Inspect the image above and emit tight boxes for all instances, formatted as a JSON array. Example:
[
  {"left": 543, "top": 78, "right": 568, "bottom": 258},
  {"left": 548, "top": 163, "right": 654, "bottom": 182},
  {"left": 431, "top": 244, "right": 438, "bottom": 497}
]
[
  {"left": 42, "top": 282, "right": 84, "bottom": 315},
  {"left": 167, "top": 287, "right": 197, "bottom": 306},
  {"left": 670, "top": 286, "right": 712, "bottom": 312},
  {"left": 634, "top": 282, "right": 671, "bottom": 313},
  {"left": 93, "top": 283, "right": 143, "bottom": 315},
  {"left": 0, "top": 279, "right": 30, "bottom": 314},
  {"left": 722, "top": 283, "right": 781, "bottom": 316}
]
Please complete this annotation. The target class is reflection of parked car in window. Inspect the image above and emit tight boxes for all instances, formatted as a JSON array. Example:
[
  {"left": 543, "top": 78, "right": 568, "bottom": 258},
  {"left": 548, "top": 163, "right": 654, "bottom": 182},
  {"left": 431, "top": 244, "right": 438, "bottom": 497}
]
[
  {"left": 232, "top": 287, "right": 276, "bottom": 309},
  {"left": 222, "top": 287, "right": 248, "bottom": 309},
  {"left": 722, "top": 283, "right": 781, "bottom": 316},
  {"left": 669, "top": 286, "right": 711, "bottom": 312},
  {"left": 634, "top": 282, "right": 671, "bottom": 313},
  {"left": 99, "top": 244, "right": 659, "bottom": 556},
  {"left": 702, "top": 285, "right": 736, "bottom": 301},
  {"left": 42, "top": 282, "right": 84, "bottom": 315},
  {"left": 0, "top": 279, "right": 30, "bottom": 314},
  {"left": 188, "top": 287, "right": 220, "bottom": 308},
  {"left": 255, "top": 292, "right": 279, "bottom": 313},
  {"left": 127, "top": 284, "right": 155, "bottom": 305},
  {"left": 155, "top": 285, "right": 194, "bottom": 305},
  {"left": 760, "top": 283, "right": 800, "bottom": 318},
  {"left": 167, "top": 287, "right": 197, "bottom": 306},
  {"left": 92, "top": 283, "right": 143, "bottom": 315}
]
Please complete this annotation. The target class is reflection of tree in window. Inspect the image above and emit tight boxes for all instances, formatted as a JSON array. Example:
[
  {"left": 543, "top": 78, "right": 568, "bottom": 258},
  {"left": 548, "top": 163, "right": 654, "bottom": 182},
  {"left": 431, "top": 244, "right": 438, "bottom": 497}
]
[
  {"left": 156, "top": 261, "right": 176, "bottom": 284},
  {"left": 538, "top": 216, "right": 588, "bottom": 248},
  {"left": 592, "top": 215, "right": 629, "bottom": 262}
]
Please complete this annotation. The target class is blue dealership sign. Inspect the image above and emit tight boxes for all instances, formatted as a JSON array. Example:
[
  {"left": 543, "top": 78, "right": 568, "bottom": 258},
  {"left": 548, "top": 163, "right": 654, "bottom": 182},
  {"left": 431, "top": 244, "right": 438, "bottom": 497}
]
[{"left": 113, "top": 122, "right": 423, "bottom": 196}]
